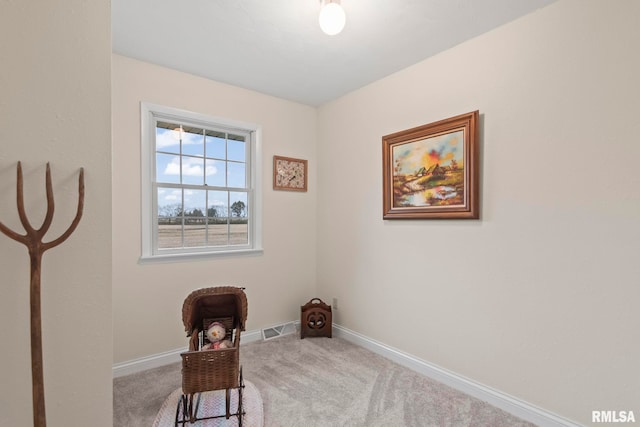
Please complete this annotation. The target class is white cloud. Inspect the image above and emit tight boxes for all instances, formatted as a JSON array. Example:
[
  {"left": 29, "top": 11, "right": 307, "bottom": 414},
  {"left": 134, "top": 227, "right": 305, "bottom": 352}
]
[
  {"left": 156, "top": 129, "right": 180, "bottom": 150},
  {"left": 163, "top": 189, "right": 182, "bottom": 202},
  {"left": 206, "top": 164, "right": 218, "bottom": 176},
  {"left": 183, "top": 162, "right": 203, "bottom": 176},
  {"left": 163, "top": 157, "right": 218, "bottom": 176},
  {"left": 157, "top": 127, "right": 203, "bottom": 150},
  {"left": 164, "top": 160, "right": 181, "bottom": 175}
]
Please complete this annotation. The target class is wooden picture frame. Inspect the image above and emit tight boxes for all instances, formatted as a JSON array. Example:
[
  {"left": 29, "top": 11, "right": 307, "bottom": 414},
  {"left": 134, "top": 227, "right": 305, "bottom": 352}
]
[
  {"left": 382, "top": 111, "right": 479, "bottom": 219},
  {"left": 273, "top": 155, "right": 308, "bottom": 192}
]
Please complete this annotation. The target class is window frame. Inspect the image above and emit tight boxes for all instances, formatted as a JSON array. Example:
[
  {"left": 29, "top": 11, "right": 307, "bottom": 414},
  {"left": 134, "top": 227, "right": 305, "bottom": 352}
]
[{"left": 140, "top": 102, "right": 262, "bottom": 263}]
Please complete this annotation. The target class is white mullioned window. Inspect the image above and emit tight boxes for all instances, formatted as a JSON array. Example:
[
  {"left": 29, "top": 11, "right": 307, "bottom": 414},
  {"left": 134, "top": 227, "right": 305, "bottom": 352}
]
[{"left": 140, "top": 103, "right": 262, "bottom": 262}]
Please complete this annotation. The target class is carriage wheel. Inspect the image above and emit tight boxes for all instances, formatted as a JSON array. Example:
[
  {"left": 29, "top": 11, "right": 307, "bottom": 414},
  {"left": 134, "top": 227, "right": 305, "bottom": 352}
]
[
  {"left": 175, "top": 394, "right": 187, "bottom": 426},
  {"left": 187, "top": 393, "right": 194, "bottom": 423},
  {"left": 192, "top": 393, "right": 203, "bottom": 423},
  {"left": 238, "top": 366, "right": 244, "bottom": 426}
]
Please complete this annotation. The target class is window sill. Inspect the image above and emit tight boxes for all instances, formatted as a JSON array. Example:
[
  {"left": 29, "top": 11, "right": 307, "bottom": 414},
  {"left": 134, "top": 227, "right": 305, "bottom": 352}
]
[{"left": 138, "top": 248, "right": 263, "bottom": 264}]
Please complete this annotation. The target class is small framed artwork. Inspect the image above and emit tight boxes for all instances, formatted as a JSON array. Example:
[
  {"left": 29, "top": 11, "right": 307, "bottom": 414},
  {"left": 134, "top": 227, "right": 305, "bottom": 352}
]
[
  {"left": 273, "top": 155, "right": 308, "bottom": 192},
  {"left": 382, "top": 111, "right": 479, "bottom": 219}
]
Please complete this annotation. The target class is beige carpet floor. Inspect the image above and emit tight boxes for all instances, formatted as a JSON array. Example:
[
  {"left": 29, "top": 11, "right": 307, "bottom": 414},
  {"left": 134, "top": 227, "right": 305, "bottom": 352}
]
[
  {"left": 153, "top": 381, "right": 263, "bottom": 427},
  {"left": 114, "top": 334, "right": 537, "bottom": 426}
]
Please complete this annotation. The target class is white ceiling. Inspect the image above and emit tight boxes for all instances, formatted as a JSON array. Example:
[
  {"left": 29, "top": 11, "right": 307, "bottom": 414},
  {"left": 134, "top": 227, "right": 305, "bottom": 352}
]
[{"left": 112, "top": 0, "right": 556, "bottom": 107}]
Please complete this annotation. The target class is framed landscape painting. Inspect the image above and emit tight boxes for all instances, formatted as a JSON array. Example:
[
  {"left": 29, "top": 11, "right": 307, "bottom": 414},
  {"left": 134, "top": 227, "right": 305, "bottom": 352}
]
[{"left": 382, "top": 111, "right": 479, "bottom": 219}]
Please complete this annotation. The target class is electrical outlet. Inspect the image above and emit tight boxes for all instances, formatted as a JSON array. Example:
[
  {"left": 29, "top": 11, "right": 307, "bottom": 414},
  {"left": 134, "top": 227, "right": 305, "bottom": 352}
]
[{"left": 332, "top": 297, "right": 338, "bottom": 310}]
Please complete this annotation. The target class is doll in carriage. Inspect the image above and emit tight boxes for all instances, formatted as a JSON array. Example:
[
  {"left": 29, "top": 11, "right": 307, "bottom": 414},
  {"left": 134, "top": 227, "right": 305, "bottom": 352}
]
[{"left": 176, "top": 286, "right": 248, "bottom": 425}]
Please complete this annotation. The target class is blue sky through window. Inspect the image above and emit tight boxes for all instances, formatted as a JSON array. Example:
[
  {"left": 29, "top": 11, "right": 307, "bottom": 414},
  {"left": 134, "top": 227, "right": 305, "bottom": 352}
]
[{"left": 155, "top": 124, "right": 247, "bottom": 218}]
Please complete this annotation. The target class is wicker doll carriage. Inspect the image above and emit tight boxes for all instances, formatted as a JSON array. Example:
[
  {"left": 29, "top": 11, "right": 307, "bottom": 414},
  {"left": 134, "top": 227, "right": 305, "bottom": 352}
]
[{"left": 176, "top": 286, "right": 248, "bottom": 426}]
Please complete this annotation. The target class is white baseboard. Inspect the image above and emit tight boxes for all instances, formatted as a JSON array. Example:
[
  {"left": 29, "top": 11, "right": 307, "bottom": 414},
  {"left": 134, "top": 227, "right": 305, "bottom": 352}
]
[
  {"left": 112, "top": 328, "right": 262, "bottom": 378},
  {"left": 112, "top": 323, "right": 582, "bottom": 427},
  {"left": 333, "top": 324, "right": 583, "bottom": 427}
]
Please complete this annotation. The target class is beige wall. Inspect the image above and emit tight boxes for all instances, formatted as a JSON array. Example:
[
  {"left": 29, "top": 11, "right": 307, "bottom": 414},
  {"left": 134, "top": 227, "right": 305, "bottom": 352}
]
[
  {"left": 9, "top": 0, "right": 631, "bottom": 424},
  {"left": 0, "top": 1, "right": 112, "bottom": 426},
  {"left": 316, "top": 0, "right": 639, "bottom": 425},
  {"left": 112, "top": 55, "right": 317, "bottom": 363}
]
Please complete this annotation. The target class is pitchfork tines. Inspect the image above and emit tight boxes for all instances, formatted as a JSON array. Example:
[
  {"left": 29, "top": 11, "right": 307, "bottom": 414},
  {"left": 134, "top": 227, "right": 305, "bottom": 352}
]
[{"left": 0, "top": 161, "right": 84, "bottom": 427}]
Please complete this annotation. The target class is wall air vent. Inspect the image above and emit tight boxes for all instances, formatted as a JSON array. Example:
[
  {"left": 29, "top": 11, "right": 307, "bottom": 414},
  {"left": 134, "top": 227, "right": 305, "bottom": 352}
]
[{"left": 261, "top": 321, "right": 298, "bottom": 340}]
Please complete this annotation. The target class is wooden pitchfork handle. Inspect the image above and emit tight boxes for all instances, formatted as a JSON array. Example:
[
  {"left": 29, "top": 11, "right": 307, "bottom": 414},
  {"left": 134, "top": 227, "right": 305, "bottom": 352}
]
[{"left": 0, "top": 161, "right": 84, "bottom": 427}]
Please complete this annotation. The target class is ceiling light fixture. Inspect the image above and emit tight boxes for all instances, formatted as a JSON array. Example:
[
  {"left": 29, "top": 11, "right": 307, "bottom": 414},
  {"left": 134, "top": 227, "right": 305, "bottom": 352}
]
[{"left": 319, "top": 0, "right": 346, "bottom": 36}]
